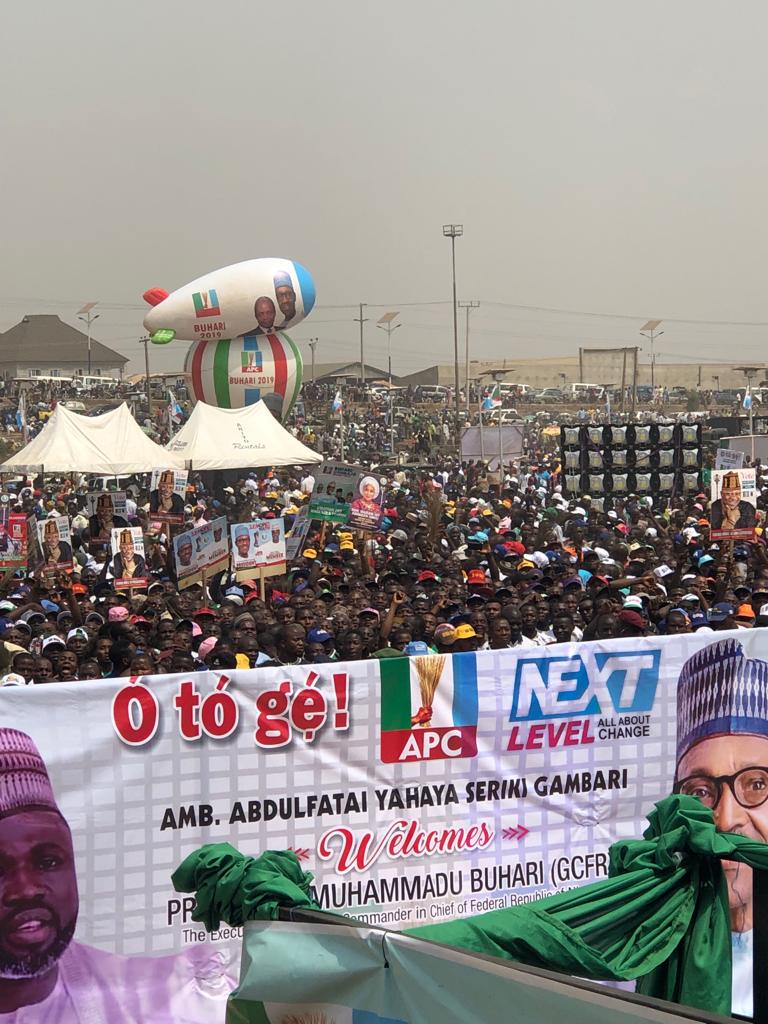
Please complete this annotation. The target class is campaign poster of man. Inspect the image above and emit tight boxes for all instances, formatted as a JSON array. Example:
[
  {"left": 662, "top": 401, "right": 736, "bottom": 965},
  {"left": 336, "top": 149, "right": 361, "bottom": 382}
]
[
  {"left": 0, "top": 727, "right": 235, "bottom": 1020},
  {"left": 347, "top": 474, "right": 385, "bottom": 531},
  {"left": 0, "top": 512, "right": 26, "bottom": 570},
  {"left": 194, "top": 516, "right": 229, "bottom": 576},
  {"left": 172, "top": 527, "right": 198, "bottom": 584},
  {"left": 109, "top": 527, "right": 148, "bottom": 589},
  {"left": 173, "top": 517, "right": 229, "bottom": 586},
  {"left": 148, "top": 469, "right": 188, "bottom": 523},
  {"left": 230, "top": 519, "right": 286, "bottom": 572},
  {"left": 85, "top": 491, "right": 129, "bottom": 549},
  {"left": 37, "top": 517, "right": 73, "bottom": 571},
  {"left": 673, "top": 637, "right": 768, "bottom": 1016},
  {"left": 710, "top": 468, "right": 757, "bottom": 540}
]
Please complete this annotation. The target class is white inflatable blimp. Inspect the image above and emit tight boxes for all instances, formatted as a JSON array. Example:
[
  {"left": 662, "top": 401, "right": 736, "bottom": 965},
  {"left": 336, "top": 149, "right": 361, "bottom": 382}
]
[
  {"left": 142, "top": 257, "right": 315, "bottom": 344},
  {"left": 142, "top": 258, "right": 315, "bottom": 418}
]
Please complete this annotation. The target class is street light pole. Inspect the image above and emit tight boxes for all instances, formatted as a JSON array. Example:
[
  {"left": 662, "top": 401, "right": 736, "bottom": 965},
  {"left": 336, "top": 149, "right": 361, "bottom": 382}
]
[
  {"left": 458, "top": 300, "right": 480, "bottom": 412},
  {"left": 77, "top": 302, "right": 99, "bottom": 377},
  {"left": 140, "top": 336, "right": 152, "bottom": 414},
  {"left": 443, "top": 224, "right": 464, "bottom": 451},
  {"left": 377, "top": 312, "right": 401, "bottom": 455},
  {"left": 308, "top": 339, "right": 318, "bottom": 381},
  {"left": 734, "top": 365, "right": 763, "bottom": 462},
  {"left": 640, "top": 319, "right": 664, "bottom": 391}
]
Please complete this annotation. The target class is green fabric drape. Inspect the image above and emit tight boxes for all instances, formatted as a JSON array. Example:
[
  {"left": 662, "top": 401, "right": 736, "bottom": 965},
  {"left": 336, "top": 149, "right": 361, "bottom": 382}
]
[{"left": 172, "top": 795, "right": 768, "bottom": 1015}]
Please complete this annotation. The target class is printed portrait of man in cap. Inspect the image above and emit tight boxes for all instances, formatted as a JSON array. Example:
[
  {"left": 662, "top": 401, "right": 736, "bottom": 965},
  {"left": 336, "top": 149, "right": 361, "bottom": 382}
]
[
  {"left": 675, "top": 638, "right": 768, "bottom": 1016},
  {"left": 0, "top": 728, "right": 233, "bottom": 1020},
  {"left": 710, "top": 471, "right": 756, "bottom": 532},
  {"left": 149, "top": 470, "right": 185, "bottom": 517},
  {"left": 273, "top": 271, "right": 297, "bottom": 326},
  {"left": 233, "top": 525, "right": 252, "bottom": 562}
]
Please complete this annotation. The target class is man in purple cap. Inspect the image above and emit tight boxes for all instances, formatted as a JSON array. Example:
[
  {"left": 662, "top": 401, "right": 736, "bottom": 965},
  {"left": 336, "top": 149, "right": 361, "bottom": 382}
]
[
  {"left": 0, "top": 728, "right": 233, "bottom": 1020},
  {"left": 675, "top": 638, "right": 768, "bottom": 1017}
]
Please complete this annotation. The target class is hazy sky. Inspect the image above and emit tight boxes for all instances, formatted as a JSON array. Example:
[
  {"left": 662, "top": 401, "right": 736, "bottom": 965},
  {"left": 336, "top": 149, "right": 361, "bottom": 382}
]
[{"left": 3, "top": 0, "right": 768, "bottom": 378}]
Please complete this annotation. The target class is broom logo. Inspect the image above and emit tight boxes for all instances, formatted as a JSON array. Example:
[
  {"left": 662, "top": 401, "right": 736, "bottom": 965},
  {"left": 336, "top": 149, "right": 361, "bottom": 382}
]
[{"left": 410, "top": 655, "right": 446, "bottom": 728}]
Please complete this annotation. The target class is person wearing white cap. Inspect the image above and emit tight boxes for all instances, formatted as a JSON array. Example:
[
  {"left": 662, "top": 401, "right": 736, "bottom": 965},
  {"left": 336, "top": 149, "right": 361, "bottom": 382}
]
[
  {"left": 674, "top": 639, "right": 768, "bottom": 1017},
  {"left": 0, "top": 673, "right": 29, "bottom": 687},
  {"left": 0, "top": 728, "right": 234, "bottom": 1021}
]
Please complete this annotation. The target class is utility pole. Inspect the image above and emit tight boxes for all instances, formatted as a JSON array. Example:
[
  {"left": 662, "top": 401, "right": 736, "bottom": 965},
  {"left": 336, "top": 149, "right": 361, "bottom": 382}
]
[
  {"left": 354, "top": 304, "right": 368, "bottom": 384},
  {"left": 140, "top": 336, "right": 152, "bottom": 414},
  {"left": 308, "top": 339, "right": 318, "bottom": 381},
  {"left": 458, "top": 300, "right": 480, "bottom": 412},
  {"left": 377, "top": 312, "right": 401, "bottom": 454},
  {"left": 77, "top": 302, "right": 99, "bottom": 377}
]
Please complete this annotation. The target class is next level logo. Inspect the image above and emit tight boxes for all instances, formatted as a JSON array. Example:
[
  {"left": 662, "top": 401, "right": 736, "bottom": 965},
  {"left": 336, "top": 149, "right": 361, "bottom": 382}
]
[
  {"left": 507, "top": 649, "right": 660, "bottom": 751},
  {"left": 380, "top": 653, "right": 478, "bottom": 763}
]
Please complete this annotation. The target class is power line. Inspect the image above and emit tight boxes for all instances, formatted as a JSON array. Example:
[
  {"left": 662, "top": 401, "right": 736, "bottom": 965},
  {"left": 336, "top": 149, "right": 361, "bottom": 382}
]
[
  {"left": 482, "top": 300, "right": 768, "bottom": 328},
  {"left": 2, "top": 291, "right": 768, "bottom": 328}
]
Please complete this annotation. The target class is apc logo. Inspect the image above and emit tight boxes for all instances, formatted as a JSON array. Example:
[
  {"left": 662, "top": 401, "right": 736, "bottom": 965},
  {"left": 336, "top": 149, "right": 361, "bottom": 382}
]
[
  {"left": 380, "top": 653, "right": 478, "bottom": 763},
  {"left": 509, "top": 649, "right": 661, "bottom": 722}
]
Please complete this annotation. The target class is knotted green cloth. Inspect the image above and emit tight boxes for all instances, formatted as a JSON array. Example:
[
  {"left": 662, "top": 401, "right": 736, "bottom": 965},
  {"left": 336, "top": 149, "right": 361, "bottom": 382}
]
[{"left": 172, "top": 795, "right": 768, "bottom": 1015}]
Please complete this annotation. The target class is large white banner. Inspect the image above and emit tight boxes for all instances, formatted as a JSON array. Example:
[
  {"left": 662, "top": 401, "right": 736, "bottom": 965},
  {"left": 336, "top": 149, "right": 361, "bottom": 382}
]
[{"left": 1, "top": 629, "right": 767, "bottom": 1020}]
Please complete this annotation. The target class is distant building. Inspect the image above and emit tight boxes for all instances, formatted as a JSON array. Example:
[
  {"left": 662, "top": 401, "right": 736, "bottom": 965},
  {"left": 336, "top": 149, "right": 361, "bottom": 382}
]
[
  {"left": 0, "top": 315, "right": 128, "bottom": 379},
  {"left": 398, "top": 356, "right": 761, "bottom": 391},
  {"left": 308, "top": 361, "right": 399, "bottom": 383}
]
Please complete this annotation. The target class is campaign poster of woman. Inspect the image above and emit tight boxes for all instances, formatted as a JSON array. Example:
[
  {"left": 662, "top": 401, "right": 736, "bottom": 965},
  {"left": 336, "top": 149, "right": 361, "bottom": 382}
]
[{"left": 348, "top": 475, "right": 384, "bottom": 531}]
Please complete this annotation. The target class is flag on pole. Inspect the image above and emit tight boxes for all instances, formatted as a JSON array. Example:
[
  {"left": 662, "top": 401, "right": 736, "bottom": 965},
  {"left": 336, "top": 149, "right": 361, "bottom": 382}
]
[
  {"left": 332, "top": 390, "right": 343, "bottom": 413},
  {"left": 481, "top": 384, "right": 501, "bottom": 411},
  {"left": 743, "top": 387, "right": 753, "bottom": 410},
  {"left": 15, "top": 391, "right": 27, "bottom": 443},
  {"left": 167, "top": 389, "right": 184, "bottom": 425}
]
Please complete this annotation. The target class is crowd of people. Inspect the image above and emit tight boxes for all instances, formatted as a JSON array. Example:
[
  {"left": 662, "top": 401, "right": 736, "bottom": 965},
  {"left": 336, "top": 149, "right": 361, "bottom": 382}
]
[{"left": 0, "top": 447, "right": 766, "bottom": 687}]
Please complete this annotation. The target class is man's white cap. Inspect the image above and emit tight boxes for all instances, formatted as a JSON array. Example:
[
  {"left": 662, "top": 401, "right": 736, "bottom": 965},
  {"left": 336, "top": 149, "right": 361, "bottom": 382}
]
[{"left": 0, "top": 673, "right": 29, "bottom": 687}]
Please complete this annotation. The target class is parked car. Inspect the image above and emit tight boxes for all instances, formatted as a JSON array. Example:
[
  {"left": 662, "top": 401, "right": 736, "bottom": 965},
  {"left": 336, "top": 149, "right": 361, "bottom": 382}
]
[
  {"left": 535, "top": 388, "right": 564, "bottom": 402},
  {"left": 87, "top": 404, "right": 121, "bottom": 416},
  {"left": 87, "top": 475, "right": 136, "bottom": 492},
  {"left": 485, "top": 409, "right": 521, "bottom": 424},
  {"left": 713, "top": 389, "right": 740, "bottom": 405}
]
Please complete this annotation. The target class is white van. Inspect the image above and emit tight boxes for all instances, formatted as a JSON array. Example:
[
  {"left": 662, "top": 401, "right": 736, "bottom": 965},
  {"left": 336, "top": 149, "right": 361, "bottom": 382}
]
[
  {"left": 569, "top": 383, "right": 605, "bottom": 401},
  {"left": 416, "top": 385, "right": 452, "bottom": 402}
]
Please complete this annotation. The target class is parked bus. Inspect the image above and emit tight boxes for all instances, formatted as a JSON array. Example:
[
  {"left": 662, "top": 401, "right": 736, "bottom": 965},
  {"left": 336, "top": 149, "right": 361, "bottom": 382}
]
[{"left": 73, "top": 374, "right": 121, "bottom": 392}]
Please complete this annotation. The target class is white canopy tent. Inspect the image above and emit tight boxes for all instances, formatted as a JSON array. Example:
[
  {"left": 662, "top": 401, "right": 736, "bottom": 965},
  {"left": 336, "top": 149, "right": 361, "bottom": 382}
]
[
  {"left": 0, "top": 403, "right": 185, "bottom": 474},
  {"left": 166, "top": 400, "right": 322, "bottom": 470}
]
